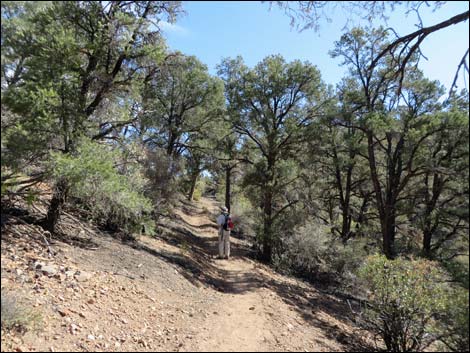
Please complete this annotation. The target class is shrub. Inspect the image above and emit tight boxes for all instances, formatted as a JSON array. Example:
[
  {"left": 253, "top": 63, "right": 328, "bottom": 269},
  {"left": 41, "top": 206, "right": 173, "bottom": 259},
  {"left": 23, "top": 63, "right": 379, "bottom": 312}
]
[
  {"left": 230, "top": 195, "right": 257, "bottom": 238},
  {"left": 49, "top": 139, "right": 154, "bottom": 234},
  {"left": 142, "top": 148, "right": 183, "bottom": 213},
  {"left": 439, "top": 287, "right": 469, "bottom": 352},
  {"left": 357, "top": 254, "right": 447, "bottom": 352},
  {"left": 275, "top": 221, "right": 370, "bottom": 284},
  {"left": 1, "top": 291, "right": 42, "bottom": 332}
]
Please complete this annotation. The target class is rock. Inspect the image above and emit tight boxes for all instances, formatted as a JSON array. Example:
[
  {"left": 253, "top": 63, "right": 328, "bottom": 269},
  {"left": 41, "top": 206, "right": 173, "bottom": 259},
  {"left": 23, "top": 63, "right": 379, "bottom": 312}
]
[
  {"left": 87, "top": 298, "right": 95, "bottom": 305},
  {"left": 33, "top": 261, "right": 45, "bottom": 270},
  {"left": 69, "top": 324, "right": 79, "bottom": 334},
  {"left": 65, "top": 270, "right": 75, "bottom": 277},
  {"left": 54, "top": 273, "right": 66, "bottom": 282},
  {"left": 287, "top": 323, "right": 294, "bottom": 331},
  {"left": 79, "top": 312, "right": 86, "bottom": 318},
  {"left": 15, "top": 269, "right": 23, "bottom": 276},
  {"left": 75, "top": 271, "right": 92, "bottom": 282},
  {"left": 41, "top": 265, "right": 58, "bottom": 276},
  {"left": 249, "top": 306, "right": 255, "bottom": 310},
  {"left": 58, "top": 309, "right": 71, "bottom": 317},
  {"left": 87, "top": 334, "right": 95, "bottom": 341}
]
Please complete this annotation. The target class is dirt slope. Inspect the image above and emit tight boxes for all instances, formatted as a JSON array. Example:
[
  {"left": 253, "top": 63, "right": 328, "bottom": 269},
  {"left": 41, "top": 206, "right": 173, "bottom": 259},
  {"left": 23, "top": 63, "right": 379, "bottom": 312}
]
[{"left": 1, "top": 195, "right": 369, "bottom": 352}]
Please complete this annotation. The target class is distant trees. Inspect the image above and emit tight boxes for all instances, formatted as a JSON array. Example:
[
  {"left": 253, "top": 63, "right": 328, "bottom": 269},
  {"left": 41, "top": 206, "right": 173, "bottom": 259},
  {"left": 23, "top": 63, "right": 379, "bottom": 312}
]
[{"left": 218, "top": 55, "right": 325, "bottom": 262}]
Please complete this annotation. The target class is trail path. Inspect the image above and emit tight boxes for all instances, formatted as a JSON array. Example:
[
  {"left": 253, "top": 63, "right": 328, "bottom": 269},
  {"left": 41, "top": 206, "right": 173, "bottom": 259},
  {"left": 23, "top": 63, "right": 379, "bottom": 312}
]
[
  {"left": 172, "top": 197, "right": 363, "bottom": 352},
  {"left": 1, "top": 195, "right": 368, "bottom": 352}
]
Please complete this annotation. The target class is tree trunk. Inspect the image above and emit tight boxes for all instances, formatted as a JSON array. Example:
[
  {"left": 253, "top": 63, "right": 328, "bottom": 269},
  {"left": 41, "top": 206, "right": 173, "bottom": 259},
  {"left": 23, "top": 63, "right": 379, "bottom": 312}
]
[
  {"left": 225, "top": 165, "right": 231, "bottom": 212},
  {"left": 382, "top": 207, "right": 396, "bottom": 259},
  {"left": 262, "top": 208, "right": 273, "bottom": 263},
  {"left": 44, "top": 178, "right": 69, "bottom": 233},
  {"left": 423, "top": 228, "right": 432, "bottom": 257},
  {"left": 261, "top": 183, "right": 274, "bottom": 262},
  {"left": 187, "top": 171, "right": 199, "bottom": 201},
  {"left": 341, "top": 208, "right": 351, "bottom": 243}
]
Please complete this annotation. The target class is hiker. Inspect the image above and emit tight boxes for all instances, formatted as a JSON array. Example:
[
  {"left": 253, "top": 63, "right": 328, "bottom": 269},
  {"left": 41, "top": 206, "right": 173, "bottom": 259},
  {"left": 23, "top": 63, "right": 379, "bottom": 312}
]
[{"left": 216, "top": 206, "right": 234, "bottom": 259}]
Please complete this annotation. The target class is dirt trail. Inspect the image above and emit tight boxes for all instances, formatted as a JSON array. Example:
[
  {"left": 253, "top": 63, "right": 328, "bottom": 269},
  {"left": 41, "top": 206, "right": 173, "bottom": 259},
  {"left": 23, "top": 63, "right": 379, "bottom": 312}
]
[
  {"left": 1, "top": 195, "right": 369, "bottom": 352},
  {"left": 173, "top": 197, "right": 364, "bottom": 352}
]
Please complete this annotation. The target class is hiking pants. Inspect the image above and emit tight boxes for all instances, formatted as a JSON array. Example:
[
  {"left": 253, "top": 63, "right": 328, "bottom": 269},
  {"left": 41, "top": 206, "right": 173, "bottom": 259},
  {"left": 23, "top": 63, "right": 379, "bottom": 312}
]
[{"left": 218, "top": 228, "right": 230, "bottom": 258}]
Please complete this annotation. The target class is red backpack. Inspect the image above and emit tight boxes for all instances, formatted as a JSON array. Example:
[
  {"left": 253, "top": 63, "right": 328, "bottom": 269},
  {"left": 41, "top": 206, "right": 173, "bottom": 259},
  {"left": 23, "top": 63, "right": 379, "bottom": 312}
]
[{"left": 227, "top": 218, "right": 234, "bottom": 230}]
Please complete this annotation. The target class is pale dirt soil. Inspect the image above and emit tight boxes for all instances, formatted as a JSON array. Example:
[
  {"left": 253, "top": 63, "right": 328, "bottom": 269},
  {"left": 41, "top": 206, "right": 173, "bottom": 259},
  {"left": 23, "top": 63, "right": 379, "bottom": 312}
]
[{"left": 1, "top": 192, "right": 371, "bottom": 352}]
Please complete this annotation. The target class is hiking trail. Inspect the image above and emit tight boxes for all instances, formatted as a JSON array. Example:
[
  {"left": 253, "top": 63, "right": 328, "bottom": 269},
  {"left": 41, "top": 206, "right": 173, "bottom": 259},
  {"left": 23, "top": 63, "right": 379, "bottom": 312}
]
[{"left": 1, "top": 195, "right": 369, "bottom": 352}]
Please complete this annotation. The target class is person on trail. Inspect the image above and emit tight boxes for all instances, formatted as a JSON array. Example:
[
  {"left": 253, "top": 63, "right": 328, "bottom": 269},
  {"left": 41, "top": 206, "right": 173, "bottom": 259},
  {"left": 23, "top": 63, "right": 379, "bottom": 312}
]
[{"left": 216, "top": 206, "right": 234, "bottom": 259}]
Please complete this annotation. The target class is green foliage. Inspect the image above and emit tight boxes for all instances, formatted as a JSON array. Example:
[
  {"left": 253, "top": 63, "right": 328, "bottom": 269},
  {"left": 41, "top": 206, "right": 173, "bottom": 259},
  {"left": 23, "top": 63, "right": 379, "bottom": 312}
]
[
  {"left": 192, "top": 177, "right": 207, "bottom": 202},
  {"left": 230, "top": 194, "right": 257, "bottom": 238},
  {"left": 275, "top": 221, "right": 372, "bottom": 284},
  {"left": 358, "top": 254, "right": 448, "bottom": 351},
  {"left": 1, "top": 290, "right": 42, "bottom": 333},
  {"left": 441, "top": 257, "right": 469, "bottom": 289},
  {"left": 48, "top": 139, "right": 153, "bottom": 233},
  {"left": 439, "top": 287, "right": 469, "bottom": 352}
]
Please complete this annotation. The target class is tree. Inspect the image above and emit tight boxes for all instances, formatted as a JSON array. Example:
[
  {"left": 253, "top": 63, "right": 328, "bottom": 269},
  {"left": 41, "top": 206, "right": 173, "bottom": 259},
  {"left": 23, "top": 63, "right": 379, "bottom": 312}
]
[
  {"left": 140, "top": 54, "right": 224, "bottom": 158},
  {"left": 218, "top": 55, "right": 325, "bottom": 262},
  {"left": 1, "top": 1, "right": 183, "bottom": 233},
  {"left": 268, "top": 1, "right": 469, "bottom": 95},
  {"left": 331, "top": 27, "right": 449, "bottom": 258},
  {"left": 414, "top": 91, "right": 469, "bottom": 258}
]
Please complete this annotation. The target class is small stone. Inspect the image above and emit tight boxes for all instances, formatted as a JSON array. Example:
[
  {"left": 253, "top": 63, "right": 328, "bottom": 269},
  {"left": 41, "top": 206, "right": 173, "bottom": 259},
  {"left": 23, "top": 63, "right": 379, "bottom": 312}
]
[
  {"left": 69, "top": 323, "right": 79, "bottom": 334},
  {"left": 75, "top": 271, "right": 92, "bottom": 282},
  {"left": 41, "top": 265, "right": 58, "bottom": 276},
  {"left": 287, "top": 323, "right": 294, "bottom": 331},
  {"left": 249, "top": 306, "right": 255, "bottom": 310},
  {"left": 87, "top": 334, "right": 95, "bottom": 341},
  {"left": 87, "top": 298, "right": 95, "bottom": 305},
  {"left": 65, "top": 270, "right": 75, "bottom": 277},
  {"left": 34, "top": 261, "right": 45, "bottom": 270},
  {"left": 58, "top": 309, "right": 71, "bottom": 317}
]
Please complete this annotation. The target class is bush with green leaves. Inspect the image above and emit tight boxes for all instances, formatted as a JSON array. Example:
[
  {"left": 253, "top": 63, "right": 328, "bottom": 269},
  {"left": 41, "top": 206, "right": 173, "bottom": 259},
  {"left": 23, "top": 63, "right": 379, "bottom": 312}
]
[
  {"left": 230, "top": 195, "right": 257, "bottom": 238},
  {"left": 1, "top": 291, "right": 42, "bottom": 332},
  {"left": 357, "top": 254, "right": 448, "bottom": 352},
  {"left": 48, "top": 139, "right": 153, "bottom": 234},
  {"left": 274, "top": 221, "right": 371, "bottom": 283},
  {"left": 439, "top": 287, "right": 469, "bottom": 352}
]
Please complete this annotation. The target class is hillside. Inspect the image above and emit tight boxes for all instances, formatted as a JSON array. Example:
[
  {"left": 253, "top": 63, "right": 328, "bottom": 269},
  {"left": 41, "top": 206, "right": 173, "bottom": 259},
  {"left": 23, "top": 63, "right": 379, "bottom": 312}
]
[{"left": 1, "top": 193, "right": 370, "bottom": 352}]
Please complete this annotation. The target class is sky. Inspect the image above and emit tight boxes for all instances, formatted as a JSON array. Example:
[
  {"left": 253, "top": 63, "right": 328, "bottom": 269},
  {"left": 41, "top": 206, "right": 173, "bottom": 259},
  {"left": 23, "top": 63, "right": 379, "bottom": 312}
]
[{"left": 160, "top": 1, "right": 469, "bottom": 92}]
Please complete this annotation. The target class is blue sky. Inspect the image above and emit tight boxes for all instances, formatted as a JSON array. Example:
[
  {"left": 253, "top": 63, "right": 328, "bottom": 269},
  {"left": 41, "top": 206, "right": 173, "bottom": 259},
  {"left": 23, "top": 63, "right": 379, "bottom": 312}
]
[{"left": 161, "top": 1, "right": 469, "bottom": 91}]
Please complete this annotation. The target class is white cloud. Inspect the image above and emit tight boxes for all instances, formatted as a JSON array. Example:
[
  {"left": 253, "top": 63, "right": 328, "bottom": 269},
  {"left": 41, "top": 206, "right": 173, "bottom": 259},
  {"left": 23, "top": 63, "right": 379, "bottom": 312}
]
[{"left": 159, "top": 21, "right": 188, "bottom": 36}]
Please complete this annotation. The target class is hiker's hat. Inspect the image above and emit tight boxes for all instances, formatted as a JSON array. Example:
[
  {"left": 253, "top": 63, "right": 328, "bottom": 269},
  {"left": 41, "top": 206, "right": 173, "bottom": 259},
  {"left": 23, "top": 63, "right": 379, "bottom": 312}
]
[{"left": 221, "top": 206, "right": 228, "bottom": 213}]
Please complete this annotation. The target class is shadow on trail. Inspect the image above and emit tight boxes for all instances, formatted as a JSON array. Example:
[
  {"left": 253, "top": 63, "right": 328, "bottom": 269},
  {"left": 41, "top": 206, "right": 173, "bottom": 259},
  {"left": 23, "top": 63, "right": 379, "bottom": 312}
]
[
  {"left": 121, "top": 201, "right": 372, "bottom": 351},
  {"left": 263, "top": 277, "right": 373, "bottom": 351},
  {"left": 136, "top": 199, "right": 374, "bottom": 351},
  {"left": 3, "top": 193, "right": 370, "bottom": 352},
  {"left": 126, "top": 218, "right": 261, "bottom": 294}
]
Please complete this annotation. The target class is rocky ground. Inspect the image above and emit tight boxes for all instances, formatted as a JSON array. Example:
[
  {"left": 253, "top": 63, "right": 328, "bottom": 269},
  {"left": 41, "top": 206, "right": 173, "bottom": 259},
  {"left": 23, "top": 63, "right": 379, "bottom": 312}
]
[{"left": 1, "top": 191, "right": 371, "bottom": 352}]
